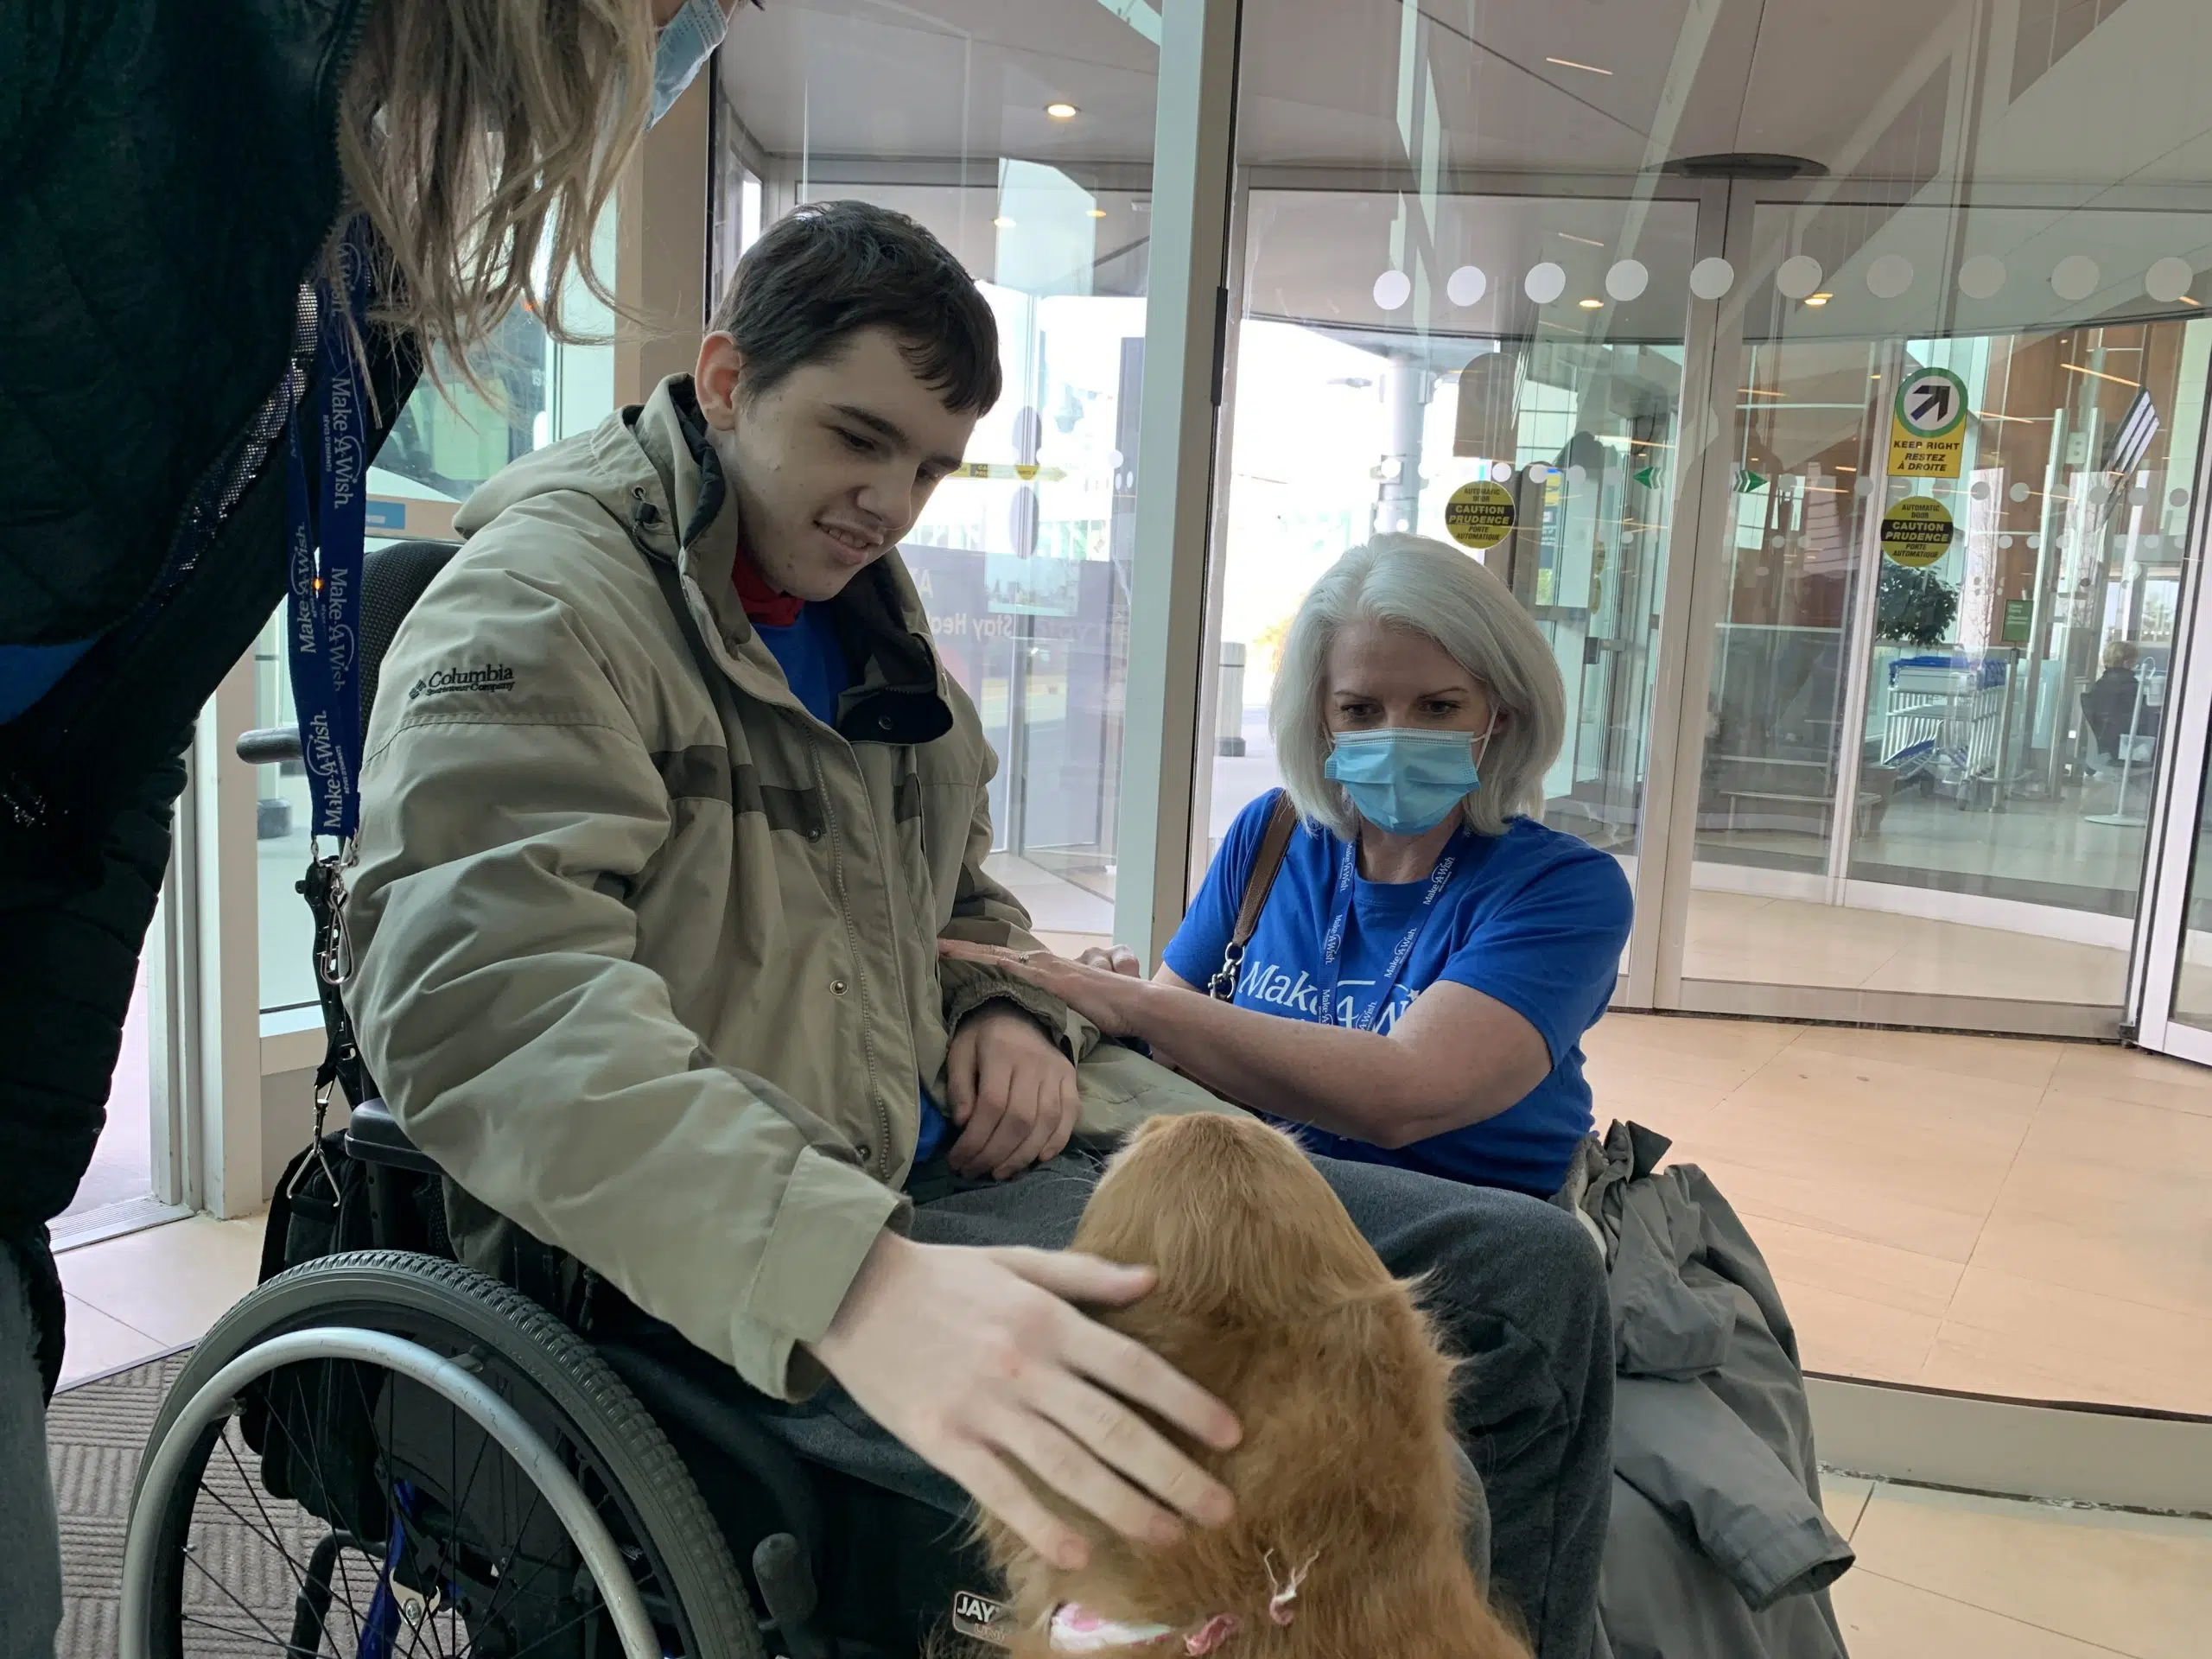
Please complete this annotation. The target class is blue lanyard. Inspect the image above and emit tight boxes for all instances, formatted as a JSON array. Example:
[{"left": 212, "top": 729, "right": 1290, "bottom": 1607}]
[
  {"left": 1316, "top": 830, "right": 1471, "bottom": 1031},
  {"left": 283, "top": 223, "right": 375, "bottom": 844}
]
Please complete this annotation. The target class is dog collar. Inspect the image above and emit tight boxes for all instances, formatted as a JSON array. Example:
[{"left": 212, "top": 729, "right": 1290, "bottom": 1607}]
[
  {"left": 1045, "top": 1548, "right": 1315, "bottom": 1654},
  {"left": 1048, "top": 1606, "right": 1241, "bottom": 1655}
]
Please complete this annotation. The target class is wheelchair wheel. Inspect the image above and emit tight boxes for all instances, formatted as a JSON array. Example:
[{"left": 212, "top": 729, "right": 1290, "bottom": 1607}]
[{"left": 121, "top": 1251, "right": 763, "bottom": 1659}]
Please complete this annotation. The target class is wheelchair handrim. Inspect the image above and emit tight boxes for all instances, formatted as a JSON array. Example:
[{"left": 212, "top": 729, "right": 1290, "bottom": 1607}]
[{"left": 120, "top": 1325, "right": 662, "bottom": 1659}]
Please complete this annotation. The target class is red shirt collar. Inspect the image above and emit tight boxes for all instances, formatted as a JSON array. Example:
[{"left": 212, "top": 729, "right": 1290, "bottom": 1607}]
[{"left": 731, "top": 542, "right": 804, "bottom": 628}]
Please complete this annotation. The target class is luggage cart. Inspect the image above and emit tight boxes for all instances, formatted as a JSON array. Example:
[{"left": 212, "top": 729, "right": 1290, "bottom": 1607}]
[{"left": 1880, "top": 654, "right": 2007, "bottom": 804}]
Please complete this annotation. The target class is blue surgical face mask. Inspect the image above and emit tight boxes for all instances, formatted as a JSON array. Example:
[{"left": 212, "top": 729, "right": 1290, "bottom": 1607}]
[
  {"left": 1324, "top": 719, "right": 1497, "bottom": 837},
  {"left": 652, "top": 0, "right": 730, "bottom": 125}
]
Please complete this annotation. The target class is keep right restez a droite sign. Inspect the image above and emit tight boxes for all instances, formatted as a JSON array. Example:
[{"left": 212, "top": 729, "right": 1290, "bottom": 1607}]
[{"left": 1887, "top": 367, "right": 1968, "bottom": 480}]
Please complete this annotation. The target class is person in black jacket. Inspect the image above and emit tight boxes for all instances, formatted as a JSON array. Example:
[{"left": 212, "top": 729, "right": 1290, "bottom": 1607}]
[
  {"left": 0, "top": 3, "right": 734, "bottom": 1647},
  {"left": 2082, "top": 638, "right": 2161, "bottom": 771}
]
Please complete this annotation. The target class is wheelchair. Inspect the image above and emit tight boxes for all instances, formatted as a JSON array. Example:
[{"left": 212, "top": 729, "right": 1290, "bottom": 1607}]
[{"left": 119, "top": 542, "right": 978, "bottom": 1659}]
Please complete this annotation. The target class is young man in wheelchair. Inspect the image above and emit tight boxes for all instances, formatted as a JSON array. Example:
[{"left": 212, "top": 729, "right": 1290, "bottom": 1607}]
[{"left": 342, "top": 200, "right": 1611, "bottom": 1659}]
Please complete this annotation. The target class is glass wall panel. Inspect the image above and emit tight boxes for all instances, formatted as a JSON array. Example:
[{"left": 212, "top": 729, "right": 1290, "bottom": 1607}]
[
  {"left": 1685, "top": 202, "right": 2212, "bottom": 1011},
  {"left": 712, "top": 2, "right": 1162, "bottom": 950},
  {"left": 1205, "top": 0, "right": 1709, "bottom": 926},
  {"left": 1205, "top": 0, "right": 2212, "bottom": 1423}
]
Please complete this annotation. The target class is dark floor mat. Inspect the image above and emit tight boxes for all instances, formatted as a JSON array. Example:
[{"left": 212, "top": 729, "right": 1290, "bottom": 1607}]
[{"left": 48, "top": 1351, "right": 191, "bottom": 1659}]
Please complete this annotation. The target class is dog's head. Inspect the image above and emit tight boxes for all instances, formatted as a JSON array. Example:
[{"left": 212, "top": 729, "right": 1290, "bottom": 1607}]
[
  {"left": 975, "top": 1113, "right": 1525, "bottom": 1658},
  {"left": 1075, "top": 1112, "right": 1395, "bottom": 1330}
]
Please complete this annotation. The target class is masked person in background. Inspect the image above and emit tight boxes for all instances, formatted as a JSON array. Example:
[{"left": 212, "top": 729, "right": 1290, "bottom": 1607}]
[
  {"left": 948, "top": 534, "right": 1633, "bottom": 1201},
  {"left": 0, "top": 4, "right": 736, "bottom": 1650}
]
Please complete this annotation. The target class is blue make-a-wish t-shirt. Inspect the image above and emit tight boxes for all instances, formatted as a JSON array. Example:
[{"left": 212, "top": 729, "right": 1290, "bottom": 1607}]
[
  {"left": 1163, "top": 790, "right": 1632, "bottom": 1196},
  {"left": 753, "top": 604, "right": 950, "bottom": 1167}
]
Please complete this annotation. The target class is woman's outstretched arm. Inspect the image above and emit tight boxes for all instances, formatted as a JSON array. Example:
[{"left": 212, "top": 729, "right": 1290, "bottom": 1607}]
[{"left": 945, "top": 943, "right": 1551, "bottom": 1147}]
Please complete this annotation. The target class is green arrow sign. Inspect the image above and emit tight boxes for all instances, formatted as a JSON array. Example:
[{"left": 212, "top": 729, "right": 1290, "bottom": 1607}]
[
  {"left": 1736, "top": 469, "right": 1768, "bottom": 494},
  {"left": 1633, "top": 465, "right": 1661, "bottom": 488}
]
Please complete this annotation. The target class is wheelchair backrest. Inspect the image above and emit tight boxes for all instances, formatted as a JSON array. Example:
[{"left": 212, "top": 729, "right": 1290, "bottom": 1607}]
[{"left": 361, "top": 538, "right": 463, "bottom": 728}]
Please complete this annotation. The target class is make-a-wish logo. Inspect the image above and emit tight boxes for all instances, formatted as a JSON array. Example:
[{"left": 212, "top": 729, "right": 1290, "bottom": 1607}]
[
  {"left": 302, "top": 709, "right": 346, "bottom": 823},
  {"left": 1236, "top": 959, "right": 1414, "bottom": 1031},
  {"left": 409, "top": 664, "right": 518, "bottom": 702}
]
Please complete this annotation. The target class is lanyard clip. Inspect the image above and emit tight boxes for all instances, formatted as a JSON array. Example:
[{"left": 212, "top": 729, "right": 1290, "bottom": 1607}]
[{"left": 314, "top": 851, "right": 355, "bottom": 988}]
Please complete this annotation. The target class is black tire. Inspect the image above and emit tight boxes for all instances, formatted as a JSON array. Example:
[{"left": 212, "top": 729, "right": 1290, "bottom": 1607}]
[{"left": 131, "top": 1250, "right": 764, "bottom": 1659}]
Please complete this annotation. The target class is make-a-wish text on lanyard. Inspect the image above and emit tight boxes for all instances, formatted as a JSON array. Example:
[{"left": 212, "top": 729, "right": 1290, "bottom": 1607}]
[
  {"left": 1316, "top": 830, "right": 1471, "bottom": 1032},
  {"left": 283, "top": 221, "right": 375, "bottom": 987}
]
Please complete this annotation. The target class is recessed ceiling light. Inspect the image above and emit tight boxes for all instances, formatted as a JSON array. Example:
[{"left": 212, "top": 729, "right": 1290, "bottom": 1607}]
[
  {"left": 1546, "top": 56, "right": 1613, "bottom": 76},
  {"left": 1088, "top": 207, "right": 1107, "bottom": 219},
  {"left": 1804, "top": 291, "right": 1832, "bottom": 307},
  {"left": 1046, "top": 101, "right": 1079, "bottom": 119},
  {"left": 993, "top": 216, "right": 1016, "bottom": 230},
  {"left": 1579, "top": 297, "right": 1605, "bottom": 309}
]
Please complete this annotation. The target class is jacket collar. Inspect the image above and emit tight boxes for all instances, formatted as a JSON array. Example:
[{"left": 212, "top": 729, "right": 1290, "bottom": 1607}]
[{"left": 624, "top": 377, "right": 955, "bottom": 747}]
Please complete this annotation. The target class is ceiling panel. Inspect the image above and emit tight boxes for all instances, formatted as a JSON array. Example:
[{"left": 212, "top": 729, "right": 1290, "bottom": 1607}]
[{"left": 720, "top": 0, "right": 2212, "bottom": 188}]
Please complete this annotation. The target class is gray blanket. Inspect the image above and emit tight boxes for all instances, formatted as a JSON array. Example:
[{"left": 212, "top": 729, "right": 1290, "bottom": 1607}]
[{"left": 1560, "top": 1122, "right": 1853, "bottom": 1657}]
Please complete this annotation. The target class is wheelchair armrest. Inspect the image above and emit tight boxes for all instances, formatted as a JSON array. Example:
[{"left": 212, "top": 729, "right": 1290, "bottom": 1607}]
[{"left": 345, "top": 1099, "right": 446, "bottom": 1179}]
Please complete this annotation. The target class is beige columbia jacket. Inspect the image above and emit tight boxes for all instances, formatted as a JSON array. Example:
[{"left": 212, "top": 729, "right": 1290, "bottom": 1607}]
[{"left": 345, "top": 377, "right": 1224, "bottom": 1401}]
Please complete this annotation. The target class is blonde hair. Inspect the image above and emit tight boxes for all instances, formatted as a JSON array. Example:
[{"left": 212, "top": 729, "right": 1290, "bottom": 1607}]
[
  {"left": 1270, "top": 535, "right": 1565, "bottom": 838},
  {"left": 338, "top": 0, "right": 658, "bottom": 369}
]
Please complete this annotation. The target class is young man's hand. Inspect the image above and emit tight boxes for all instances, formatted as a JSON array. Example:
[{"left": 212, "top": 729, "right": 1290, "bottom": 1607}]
[
  {"left": 946, "top": 1005, "right": 1079, "bottom": 1179},
  {"left": 1076, "top": 944, "right": 1143, "bottom": 978},
  {"left": 810, "top": 1232, "right": 1240, "bottom": 1570}
]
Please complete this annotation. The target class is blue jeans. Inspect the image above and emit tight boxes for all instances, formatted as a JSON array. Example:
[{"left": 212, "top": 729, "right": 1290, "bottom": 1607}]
[{"left": 0, "top": 1243, "right": 63, "bottom": 1659}]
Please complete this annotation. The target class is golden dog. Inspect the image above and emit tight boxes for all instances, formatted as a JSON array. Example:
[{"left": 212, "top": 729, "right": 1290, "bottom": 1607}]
[{"left": 969, "top": 1112, "right": 1529, "bottom": 1658}]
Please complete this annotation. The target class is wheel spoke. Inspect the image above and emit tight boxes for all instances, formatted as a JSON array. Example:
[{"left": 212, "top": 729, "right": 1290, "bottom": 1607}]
[
  {"left": 453, "top": 1481, "right": 553, "bottom": 1652},
  {"left": 208, "top": 1431, "right": 319, "bottom": 1603},
  {"left": 181, "top": 1609, "right": 302, "bottom": 1645},
  {"left": 178, "top": 1544, "right": 297, "bottom": 1649},
  {"left": 255, "top": 1383, "right": 372, "bottom": 1642}
]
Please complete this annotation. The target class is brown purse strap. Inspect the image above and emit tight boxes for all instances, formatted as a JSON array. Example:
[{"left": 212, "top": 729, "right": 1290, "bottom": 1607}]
[{"left": 1208, "top": 792, "right": 1300, "bottom": 1001}]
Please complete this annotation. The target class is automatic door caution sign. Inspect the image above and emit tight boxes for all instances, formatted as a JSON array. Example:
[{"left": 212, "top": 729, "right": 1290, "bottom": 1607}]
[
  {"left": 1879, "top": 495, "right": 1955, "bottom": 568},
  {"left": 1445, "top": 480, "right": 1516, "bottom": 550},
  {"left": 1887, "top": 367, "right": 1968, "bottom": 480}
]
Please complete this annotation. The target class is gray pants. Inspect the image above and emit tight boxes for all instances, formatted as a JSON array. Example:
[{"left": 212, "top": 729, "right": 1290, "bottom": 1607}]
[
  {"left": 759, "top": 1148, "right": 1611, "bottom": 1659},
  {"left": 0, "top": 1246, "right": 64, "bottom": 1659}
]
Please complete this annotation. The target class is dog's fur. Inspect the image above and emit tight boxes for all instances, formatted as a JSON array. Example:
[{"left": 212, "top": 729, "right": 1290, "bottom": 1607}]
[{"left": 975, "top": 1114, "right": 1530, "bottom": 1657}]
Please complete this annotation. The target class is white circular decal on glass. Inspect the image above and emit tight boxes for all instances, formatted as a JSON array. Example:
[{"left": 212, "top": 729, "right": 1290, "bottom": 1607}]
[
  {"left": 1605, "top": 259, "right": 1649, "bottom": 302},
  {"left": 1866, "top": 255, "right": 1914, "bottom": 300},
  {"left": 1689, "top": 257, "right": 1735, "bottom": 301},
  {"left": 1957, "top": 255, "right": 2005, "bottom": 300},
  {"left": 2147, "top": 257, "right": 2195, "bottom": 305},
  {"left": 1446, "top": 264, "right": 1488, "bottom": 307},
  {"left": 1373, "top": 270, "right": 1413, "bottom": 311},
  {"left": 1525, "top": 262, "right": 1567, "bottom": 304},
  {"left": 1777, "top": 255, "right": 1824, "bottom": 300},
  {"left": 2051, "top": 256, "right": 2101, "bottom": 302}
]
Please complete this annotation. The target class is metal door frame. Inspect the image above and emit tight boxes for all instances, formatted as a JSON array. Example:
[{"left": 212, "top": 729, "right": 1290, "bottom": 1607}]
[
  {"left": 2126, "top": 390, "right": 2212, "bottom": 1059},
  {"left": 1639, "top": 175, "right": 2212, "bottom": 1037}
]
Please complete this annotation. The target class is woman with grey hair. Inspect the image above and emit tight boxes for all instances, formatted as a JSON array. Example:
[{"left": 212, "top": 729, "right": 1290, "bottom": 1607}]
[{"left": 953, "top": 533, "right": 1630, "bottom": 1197}]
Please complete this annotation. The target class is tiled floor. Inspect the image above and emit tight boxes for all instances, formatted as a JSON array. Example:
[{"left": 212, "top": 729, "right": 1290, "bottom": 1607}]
[
  {"left": 52, "top": 1213, "right": 264, "bottom": 1391},
  {"left": 1585, "top": 1012, "right": 2212, "bottom": 1416},
  {"left": 1821, "top": 1476, "right": 2212, "bottom": 1659}
]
